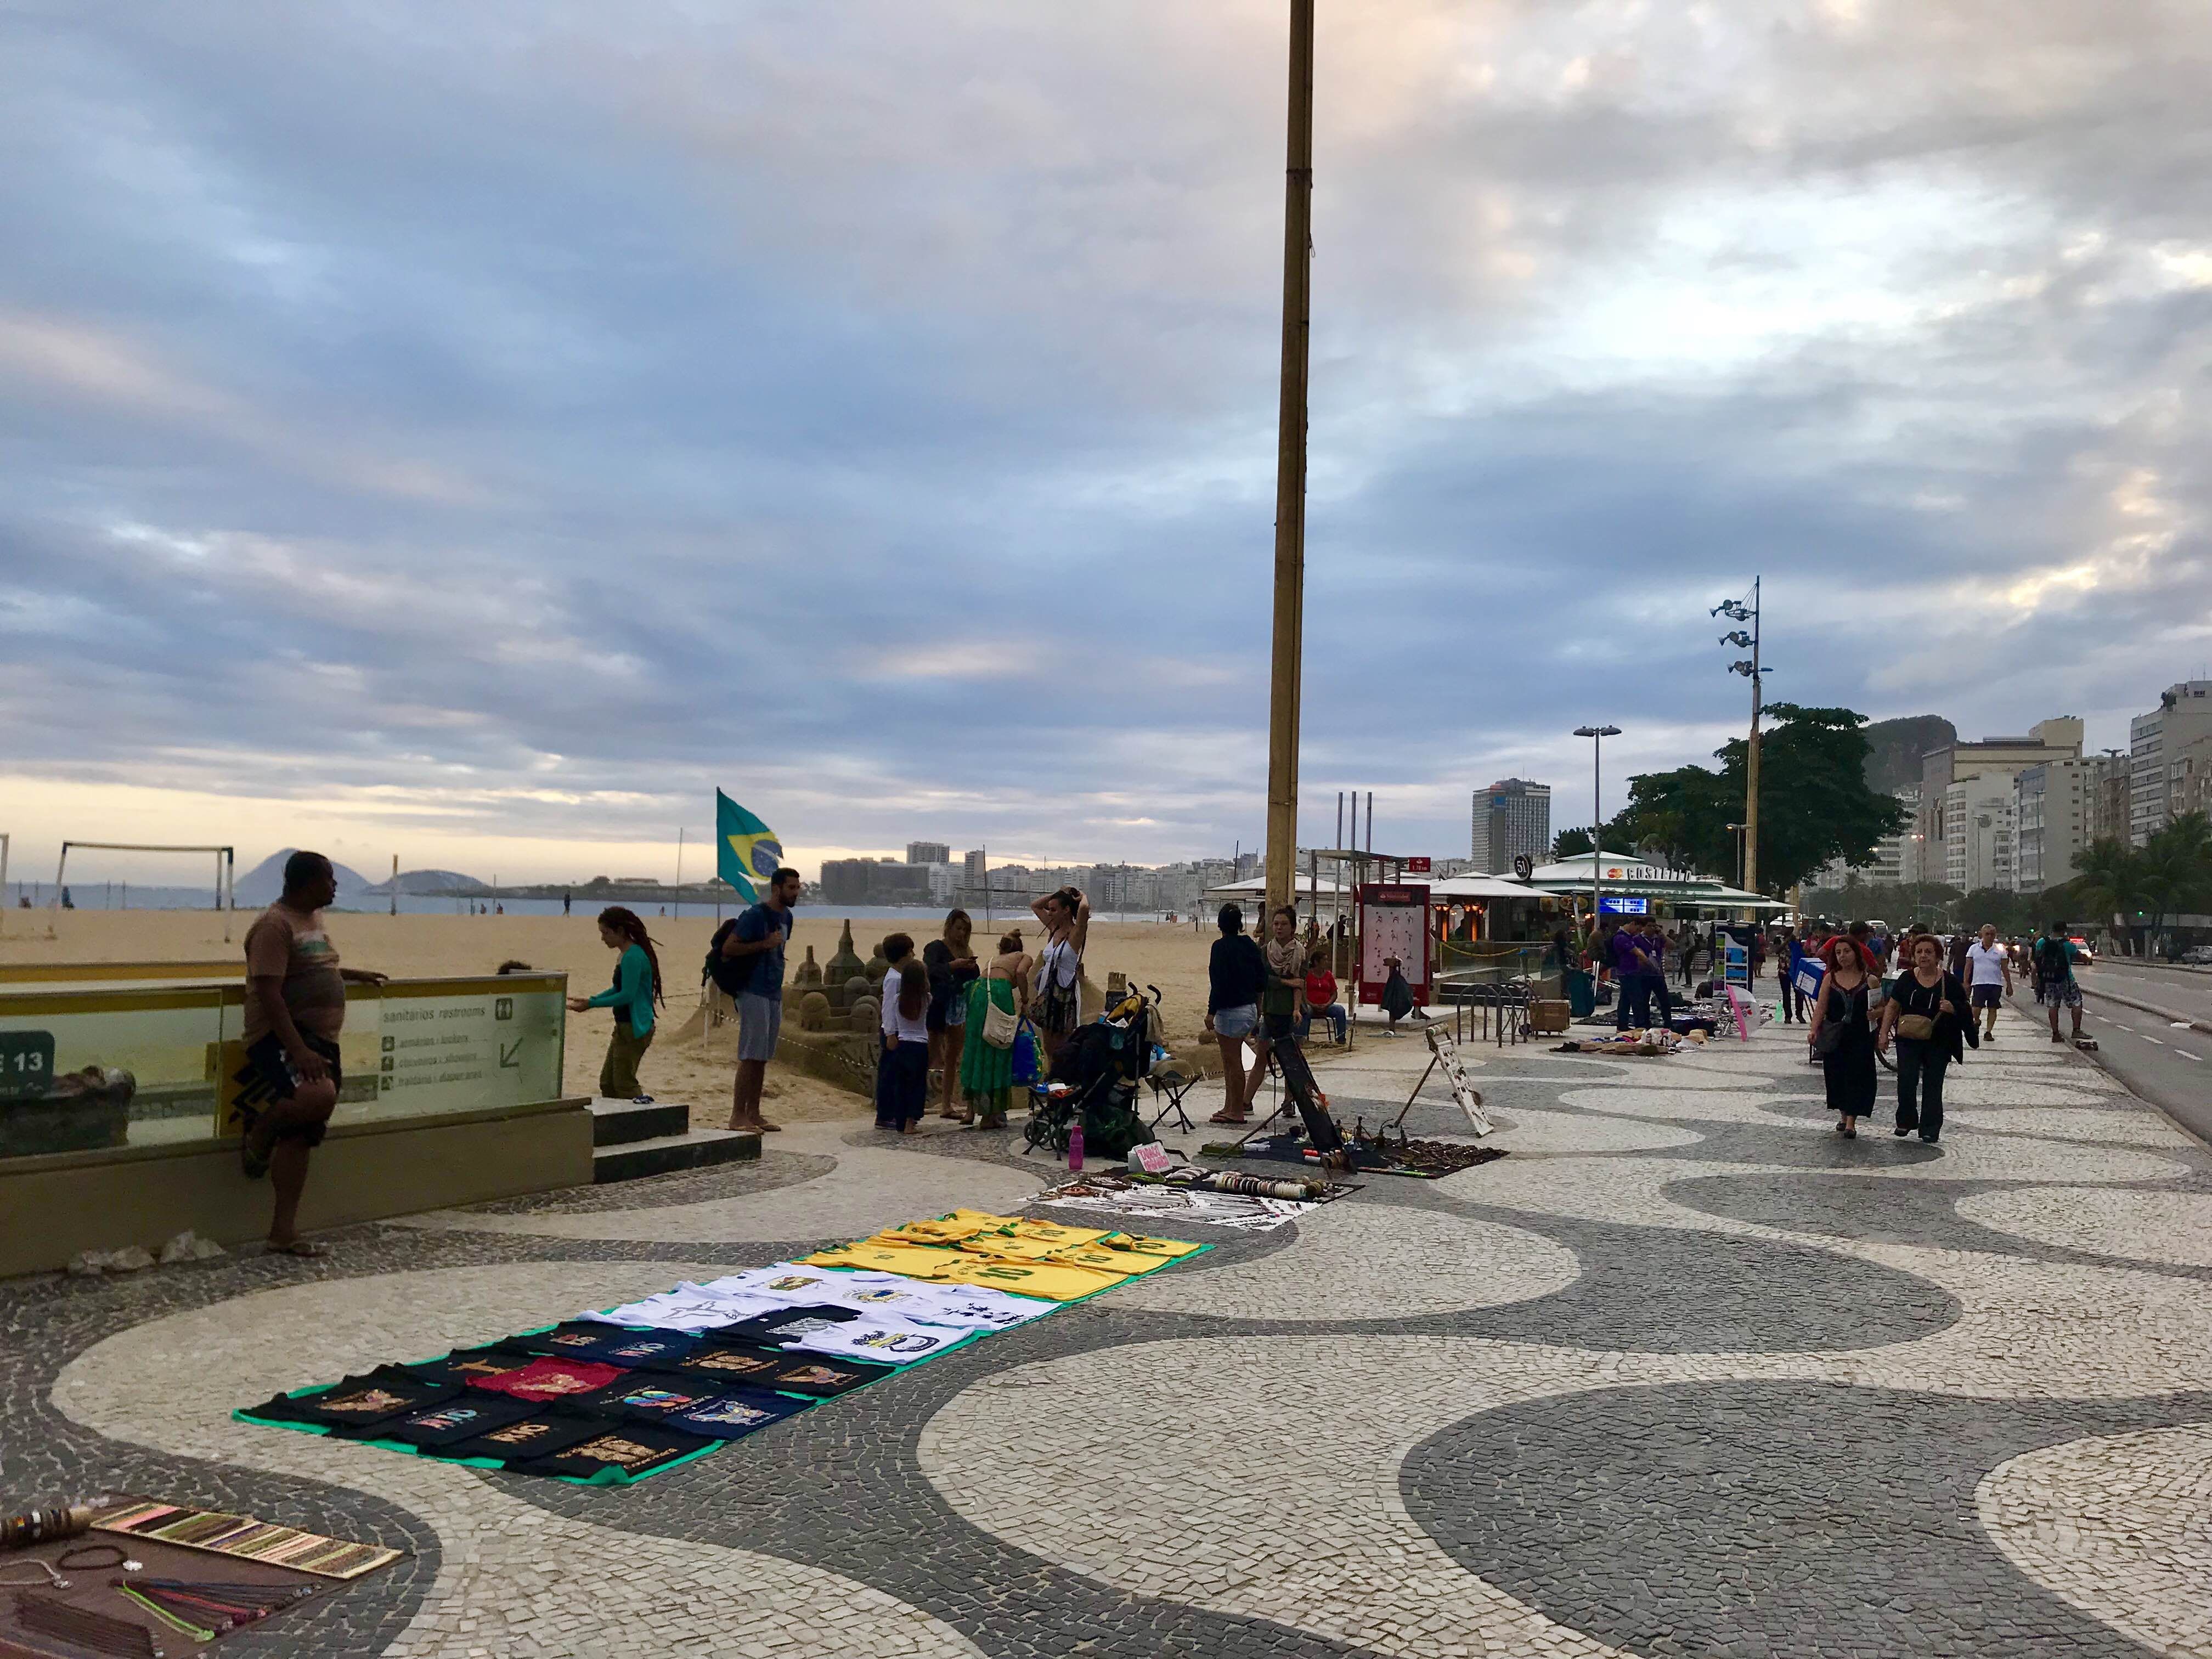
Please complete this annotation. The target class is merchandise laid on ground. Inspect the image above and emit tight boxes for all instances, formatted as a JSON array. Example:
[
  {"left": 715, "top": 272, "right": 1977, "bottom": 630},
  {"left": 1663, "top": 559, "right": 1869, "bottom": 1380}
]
[
  {"left": 1031, "top": 1170, "right": 1336, "bottom": 1231},
  {"left": 1229, "top": 1127, "right": 1509, "bottom": 1178},
  {"left": 235, "top": 1211, "right": 1206, "bottom": 1485},
  {"left": 0, "top": 1498, "right": 399, "bottom": 1657}
]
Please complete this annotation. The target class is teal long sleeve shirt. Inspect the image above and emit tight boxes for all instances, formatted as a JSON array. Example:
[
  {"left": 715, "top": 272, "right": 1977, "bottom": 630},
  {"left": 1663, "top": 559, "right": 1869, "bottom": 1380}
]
[{"left": 585, "top": 943, "right": 656, "bottom": 1036}]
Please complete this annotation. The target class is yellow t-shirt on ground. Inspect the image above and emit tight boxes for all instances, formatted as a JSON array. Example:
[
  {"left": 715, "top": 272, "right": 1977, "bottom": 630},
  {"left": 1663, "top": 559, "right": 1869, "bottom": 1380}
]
[
  {"left": 943, "top": 1259, "right": 1126, "bottom": 1301},
  {"left": 804, "top": 1243, "right": 969, "bottom": 1280}
]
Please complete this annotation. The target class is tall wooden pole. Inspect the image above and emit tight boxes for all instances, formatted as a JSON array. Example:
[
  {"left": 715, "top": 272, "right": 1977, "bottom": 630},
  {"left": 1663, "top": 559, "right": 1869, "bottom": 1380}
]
[{"left": 1263, "top": 0, "right": 1315, "bottom": 916}]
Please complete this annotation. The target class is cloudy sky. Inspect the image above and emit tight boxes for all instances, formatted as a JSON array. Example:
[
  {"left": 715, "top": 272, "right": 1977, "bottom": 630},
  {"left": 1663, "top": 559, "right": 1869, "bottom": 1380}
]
[{"left": 4, "top": 0, "right": 2209, "bottom": 884}]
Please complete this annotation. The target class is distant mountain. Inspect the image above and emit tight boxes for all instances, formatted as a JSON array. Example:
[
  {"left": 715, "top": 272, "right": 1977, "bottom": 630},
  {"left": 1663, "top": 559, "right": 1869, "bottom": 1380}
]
[
  {"left": 359, "top": 868, "right": 493, "bottom": 896},
  {"left": 1863, "top": 715, "right": 1957, "bottom": 795},
  {"left": 236, "top": 849, "right": 375, "bottom": 905}
]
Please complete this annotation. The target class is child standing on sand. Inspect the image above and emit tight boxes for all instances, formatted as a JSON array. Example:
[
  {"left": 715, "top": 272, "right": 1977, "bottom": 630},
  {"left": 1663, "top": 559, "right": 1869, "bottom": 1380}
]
[{"left": 569, "top": 907, "right": 664, "bottom": 1102}]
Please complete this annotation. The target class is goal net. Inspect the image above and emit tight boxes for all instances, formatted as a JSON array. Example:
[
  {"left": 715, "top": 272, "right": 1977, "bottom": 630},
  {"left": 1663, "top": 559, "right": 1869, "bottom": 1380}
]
[{"left": 50, "top": 842, "right": 237, "bottom": 938}]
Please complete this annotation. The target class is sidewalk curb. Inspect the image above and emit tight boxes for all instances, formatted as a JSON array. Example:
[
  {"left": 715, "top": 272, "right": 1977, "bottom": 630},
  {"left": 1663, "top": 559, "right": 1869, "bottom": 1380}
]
[{"left": 2080, "top": 984, "right": 2212, "bottom": 1038}]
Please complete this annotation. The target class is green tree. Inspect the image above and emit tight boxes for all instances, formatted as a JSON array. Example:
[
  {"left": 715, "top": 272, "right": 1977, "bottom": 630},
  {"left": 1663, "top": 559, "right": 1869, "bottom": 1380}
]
[
  {"left": 1552, "top": 827, "right": 1593, "bottom": 859},
  {"left": 1622, "top": 705, "right": 1906, "bottom": 895}
]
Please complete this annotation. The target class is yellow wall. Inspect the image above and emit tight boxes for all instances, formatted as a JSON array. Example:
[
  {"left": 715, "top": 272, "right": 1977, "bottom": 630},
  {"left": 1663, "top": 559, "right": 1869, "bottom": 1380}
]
[{"left": 0, "top": 1098, "right": 591, "bottom": 1278}]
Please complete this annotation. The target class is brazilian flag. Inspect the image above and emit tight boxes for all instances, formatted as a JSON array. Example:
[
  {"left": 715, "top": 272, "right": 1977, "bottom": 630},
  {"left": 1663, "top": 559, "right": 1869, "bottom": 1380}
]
[{"left": 717, "top": 791, "right": 784, "bottom": 902}]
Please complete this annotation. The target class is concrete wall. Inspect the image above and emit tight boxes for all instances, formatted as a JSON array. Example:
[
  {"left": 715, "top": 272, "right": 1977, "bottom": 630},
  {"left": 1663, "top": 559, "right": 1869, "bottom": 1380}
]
[{"left": 0, "top": 1098, "right": 592, "bottom": 1279}]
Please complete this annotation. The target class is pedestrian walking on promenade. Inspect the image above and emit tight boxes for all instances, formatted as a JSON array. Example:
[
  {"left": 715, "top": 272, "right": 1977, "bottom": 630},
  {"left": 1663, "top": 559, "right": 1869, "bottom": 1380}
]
[
  {"left": 1030, "top": 886, "right": 1090, "bottom": 1069},
  {"left": 568, "top": 907, "right": 664, "bottom": 1102},
  {"left": 1639, "top": 918, "right": 1674, "bottom": 1027},
  {"left": 1778, "top": 927, "right": 1809, "bottom": 1023},
  {"left": 716, "top": 865, "right": 799, "bottom": 1133},
  {"left": 1965, "top": 922, "right": 2011, "bottom": 1042},
  {"left": 876, "top": 946, "right": 932, "bottom": 1133},
  {"left": 1204, "top": 904, "right": 1268, "bottom": 1125},
  {"left": 2029, "top": 920, "right": 2087, "bottom": 1045},
  {"left": 925, "top": 909, "right": 980, "bottom": 1120},
  {"left": 1807, "top": 934, "right": 1876, "bottom": 1137},
  {"left": 1878, "top": 932, "right": 1977, "bottom": 1143},
  {"left": 961, "top": 930, "right": 1030, "bottom": 1128},
  {"left": 235, "top": 851, "right": 387, "bottom": 1256}
]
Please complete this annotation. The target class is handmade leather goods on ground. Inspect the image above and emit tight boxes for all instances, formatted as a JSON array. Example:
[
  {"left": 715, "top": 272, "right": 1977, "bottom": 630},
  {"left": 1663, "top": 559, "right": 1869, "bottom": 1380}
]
[
  {"left": 235, "top": 1209, "right": 1204, "bottom": 1483},
  {"left": 89, "top": 1500, "right": 402, "bottom": 1581}
]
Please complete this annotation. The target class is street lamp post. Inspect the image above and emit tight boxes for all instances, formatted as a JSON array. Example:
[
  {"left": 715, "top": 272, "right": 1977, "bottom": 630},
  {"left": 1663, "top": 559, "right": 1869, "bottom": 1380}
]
[
  {"left": 1574, "top": 724, "right": 1622, "bottom": 937},
  {"left": 1724, "top": 822, "right": 1746, "bottom": 889}
]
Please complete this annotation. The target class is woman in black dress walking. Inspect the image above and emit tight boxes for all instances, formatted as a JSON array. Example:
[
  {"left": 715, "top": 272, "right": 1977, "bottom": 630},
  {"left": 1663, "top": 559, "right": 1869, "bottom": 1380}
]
[{"left": 1807, "top": 935, "right": 1877, "bottom": 1137}]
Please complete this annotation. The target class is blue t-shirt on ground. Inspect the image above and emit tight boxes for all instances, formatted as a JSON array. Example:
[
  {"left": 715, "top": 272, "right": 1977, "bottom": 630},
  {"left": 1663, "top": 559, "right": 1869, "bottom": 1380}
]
[{"left": 731, "top": 902, "right": 793, "bottom": 997}]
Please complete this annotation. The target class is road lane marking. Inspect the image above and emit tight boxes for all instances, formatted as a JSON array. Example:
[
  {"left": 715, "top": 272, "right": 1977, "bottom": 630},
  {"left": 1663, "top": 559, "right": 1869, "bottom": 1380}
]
[
  {"left": 2177, "top": 1050, "right": 2204, "bottom": 1063},
  {"left": 2141, "top": 1035, "right": 2166, "bottom": 1046}
]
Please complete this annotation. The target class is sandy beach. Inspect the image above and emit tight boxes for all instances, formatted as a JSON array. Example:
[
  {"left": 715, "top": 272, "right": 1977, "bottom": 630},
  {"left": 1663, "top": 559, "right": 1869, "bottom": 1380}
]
[{"left": 0, "top": 907, "right": 1241, "bottom": 1128}]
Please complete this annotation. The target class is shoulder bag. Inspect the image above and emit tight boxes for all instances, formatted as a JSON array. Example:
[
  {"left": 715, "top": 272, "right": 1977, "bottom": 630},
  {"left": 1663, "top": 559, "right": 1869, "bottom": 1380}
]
[
  {"left": 980, "top": 978, "right": 1020, "bottom": 1049},
  {"left": 1811, "top": 982, "right": 1848, "bottom": 1056},
  {"left": 1894, "top": 980, "right": 1938, "bottom": 1043}
]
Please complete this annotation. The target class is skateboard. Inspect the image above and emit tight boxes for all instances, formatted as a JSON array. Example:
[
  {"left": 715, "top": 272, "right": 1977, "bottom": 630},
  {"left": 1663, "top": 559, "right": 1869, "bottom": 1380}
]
[{"left": 2073, "top": 1036, "right": 2099, "bottom": 1051}]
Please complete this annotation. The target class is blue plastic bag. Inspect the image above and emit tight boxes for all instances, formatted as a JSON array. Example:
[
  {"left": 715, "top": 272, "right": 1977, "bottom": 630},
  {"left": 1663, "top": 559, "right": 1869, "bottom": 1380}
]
[{"left": 1011, "top": 1023, "right": 1041, "bottom": 1086}]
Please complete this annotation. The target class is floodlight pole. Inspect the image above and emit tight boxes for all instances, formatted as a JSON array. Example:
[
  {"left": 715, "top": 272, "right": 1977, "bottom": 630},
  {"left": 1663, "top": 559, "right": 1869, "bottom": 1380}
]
[
  {"left": 1745, "top": 574, "right": 1762, "bottom": 895},
  {"left": 1263, "top": 0, "right": 1315, "bottom": 917}
]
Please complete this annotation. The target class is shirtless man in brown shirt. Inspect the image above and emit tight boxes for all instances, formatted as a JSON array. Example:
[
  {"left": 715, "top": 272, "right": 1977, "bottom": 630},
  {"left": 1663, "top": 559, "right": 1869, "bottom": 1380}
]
[{"left": 237, "top": 851, "right": 385, "bottom": 1255}]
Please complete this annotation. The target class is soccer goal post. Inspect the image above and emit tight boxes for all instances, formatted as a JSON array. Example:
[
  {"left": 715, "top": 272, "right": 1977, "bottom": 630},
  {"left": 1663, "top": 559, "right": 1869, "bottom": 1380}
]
[{"left": 53, "top": 842, "right": 236, "bottom": 939}]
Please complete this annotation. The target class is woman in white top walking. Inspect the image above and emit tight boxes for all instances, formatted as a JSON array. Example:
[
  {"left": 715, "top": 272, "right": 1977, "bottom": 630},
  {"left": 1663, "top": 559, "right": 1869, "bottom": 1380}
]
[
  {"left": 875, "top": 934, "right": 932, "bottom": 1132},
  {"left": 1030, "top": 886, "right": 1090, "bottom": 1068},
  {"left": 1964, "top": 922, "right": 2012, "bottom": 1042}
]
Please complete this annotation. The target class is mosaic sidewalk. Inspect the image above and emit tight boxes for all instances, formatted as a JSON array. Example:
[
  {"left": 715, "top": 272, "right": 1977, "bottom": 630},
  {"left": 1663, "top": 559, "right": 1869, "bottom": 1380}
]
[{"left": 5, "top": 1017, "right": 2210, "bottom": 1659}]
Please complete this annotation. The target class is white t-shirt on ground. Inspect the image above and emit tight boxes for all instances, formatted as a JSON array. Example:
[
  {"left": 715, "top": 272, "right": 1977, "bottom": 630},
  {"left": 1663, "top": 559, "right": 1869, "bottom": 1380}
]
[{"left": 1966, "top": 942, "right": 2009, "bottom": 987}]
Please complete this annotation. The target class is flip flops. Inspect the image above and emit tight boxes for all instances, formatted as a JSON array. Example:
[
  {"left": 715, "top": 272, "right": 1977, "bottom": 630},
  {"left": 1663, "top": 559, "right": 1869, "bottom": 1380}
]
[{"left": 266, "top": 1239, "right": 330, "bottom": 1259}]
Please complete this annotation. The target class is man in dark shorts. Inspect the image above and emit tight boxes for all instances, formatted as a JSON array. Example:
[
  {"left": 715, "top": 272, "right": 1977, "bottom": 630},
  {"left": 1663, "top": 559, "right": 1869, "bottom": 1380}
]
[
  {"left": 720, "top": 867, "right": 799, "bottom": 1134},
  {"left": 236, "top": 851, "right": 385, "bottom": 1256}
]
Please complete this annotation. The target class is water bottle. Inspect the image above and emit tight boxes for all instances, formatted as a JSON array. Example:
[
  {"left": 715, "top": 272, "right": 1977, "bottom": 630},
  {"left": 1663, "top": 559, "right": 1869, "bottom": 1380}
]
[{"left": 1067, "top": 1119, "right": 1085, "bottom": 1172}]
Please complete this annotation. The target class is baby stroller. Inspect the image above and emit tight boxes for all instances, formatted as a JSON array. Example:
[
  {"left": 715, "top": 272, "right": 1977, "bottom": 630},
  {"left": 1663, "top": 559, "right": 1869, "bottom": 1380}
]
[{"left": 1023, "top": 986, "right": 1160, "bottom": 1159}]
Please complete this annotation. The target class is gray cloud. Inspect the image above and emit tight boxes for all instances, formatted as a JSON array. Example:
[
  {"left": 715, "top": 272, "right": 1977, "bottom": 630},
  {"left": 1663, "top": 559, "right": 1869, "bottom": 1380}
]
[{"left": 3, "top": 0, "right": 2209, "bottom": 874}]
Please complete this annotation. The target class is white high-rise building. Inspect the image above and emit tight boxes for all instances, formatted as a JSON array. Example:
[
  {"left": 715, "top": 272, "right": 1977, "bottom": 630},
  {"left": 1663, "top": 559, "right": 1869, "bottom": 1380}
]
[
  {"left": 2130, "top": 681, "right": 2212, "bottom": 845},
  {"left": 1470, "top": 780, "right": 1551, "bottom": 873},
  {"left": 1944, "top": 780, "right": 2016, "bottom": 893},
  {"left": 2014, "top": 757, "right": 2108, "bottom": 893}
]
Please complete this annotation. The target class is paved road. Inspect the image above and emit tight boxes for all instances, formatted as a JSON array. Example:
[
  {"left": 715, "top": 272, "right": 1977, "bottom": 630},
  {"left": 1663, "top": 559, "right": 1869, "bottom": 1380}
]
[
  {"left": 2017, "top": 982, "right": 2212, "bottom": 1146},
  {"left": 2087, "top": 957, "right": 2212, "bottom": 1020}
]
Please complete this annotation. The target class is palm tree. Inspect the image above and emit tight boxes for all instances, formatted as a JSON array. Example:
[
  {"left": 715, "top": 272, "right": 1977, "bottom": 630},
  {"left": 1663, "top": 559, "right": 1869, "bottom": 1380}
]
[
  {"left": 2137, "top": 813, "right": 2212, "bottom": 956},
  {"left": 2071, "top": 837, "right": 2150, "bottom": 955}
]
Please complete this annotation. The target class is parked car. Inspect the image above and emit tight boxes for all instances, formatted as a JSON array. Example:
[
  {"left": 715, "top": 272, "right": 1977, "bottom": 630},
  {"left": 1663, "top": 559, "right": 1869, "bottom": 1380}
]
[{"left": 2180, "top": 945, "right": 2212, "bottom": 966}]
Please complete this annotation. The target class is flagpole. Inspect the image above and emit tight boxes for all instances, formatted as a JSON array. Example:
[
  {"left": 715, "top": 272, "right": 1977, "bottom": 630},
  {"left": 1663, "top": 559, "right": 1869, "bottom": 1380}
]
[{"left": 675, "top": 827, "right": 685, "bottom": 919}]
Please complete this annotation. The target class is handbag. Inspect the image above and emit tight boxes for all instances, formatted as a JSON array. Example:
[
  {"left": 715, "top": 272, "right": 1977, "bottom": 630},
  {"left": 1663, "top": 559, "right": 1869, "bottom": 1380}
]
[
  {"left": 980, "top": 981, "right": 1019, "bottom": 1049},
  {"left": 1812, "top": 1018, "right": 1846, "bottom": 1057},
  {"left": 1895, "top": 1013, "right": 1938, "bottom": 1042}
]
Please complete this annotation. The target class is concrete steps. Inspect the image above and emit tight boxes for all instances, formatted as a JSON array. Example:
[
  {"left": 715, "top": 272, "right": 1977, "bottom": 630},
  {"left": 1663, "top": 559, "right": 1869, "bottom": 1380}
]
[{"left": 588, "top": 1097, "right": 761, "bottom": 1183}]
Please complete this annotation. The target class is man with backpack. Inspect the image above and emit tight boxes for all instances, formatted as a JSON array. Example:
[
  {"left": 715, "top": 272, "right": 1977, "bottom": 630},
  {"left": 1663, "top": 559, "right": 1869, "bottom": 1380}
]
[
  {"left": 2029, "top": 919, "right": 2087, "bottom": 1046},
  {"left": 710, "top": 867, "right": 801, "bottom": 1133}
]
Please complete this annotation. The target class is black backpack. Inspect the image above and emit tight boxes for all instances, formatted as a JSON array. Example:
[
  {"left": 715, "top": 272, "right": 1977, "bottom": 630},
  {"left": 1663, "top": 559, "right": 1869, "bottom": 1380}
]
[{"left": 704, "top": 920, "right": 755, "bottom": 999}]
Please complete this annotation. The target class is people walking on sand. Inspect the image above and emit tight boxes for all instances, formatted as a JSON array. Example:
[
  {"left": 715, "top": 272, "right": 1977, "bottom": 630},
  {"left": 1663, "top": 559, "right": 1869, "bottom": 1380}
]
[
  {"left": 235, "top": 851, "right": 387, "bottom": 1256},
  {"left": 875, "top": 938, "right": 930, "bottom": 1133},
  {"left": 1966, "top": 923, "right": 2011, "bottom": 1042},
  {"left": 1204, "top": 904, "right": 1268, "bottom": 1125},
  {"left": 1030, "top": 886, "right": 1090, "bottom": 1068},
  {"left": 716, "top": 866, "right": 799, "bottom": 1133},
  {"left": 2029, "top": 919, "right": 2087, "bottom": 1045},
  {"left": 924, "top": 910, "right": 980, "bottom": 1120},
  {"left": 567, "top": 907, "right": 664, "bottom": 1102},
  {"left": 1807, "top": 933, "right": 1876, "bottom": 1137},
  {"left": 1262, "top": 904, "right": 1306, "bottom": 1048},
  {"left": 1878, "top": 932, "right": 1978, "bottom": 1143},
  {"left": 961, "top": 930, "right": 1031, "bottom": 1128}
]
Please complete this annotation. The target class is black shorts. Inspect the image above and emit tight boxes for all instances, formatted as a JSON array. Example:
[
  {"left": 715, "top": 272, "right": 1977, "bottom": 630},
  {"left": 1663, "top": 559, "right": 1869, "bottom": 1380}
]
[
  {"left": 1263, "top": 1011, "right": 1297, "bottom": 1042},
  {"left": 1970, "top": 984, "right": 2003, "bottom": 1009},
  {"left": 235, "top": 1031, "right": 342, "bottom": 1146}
]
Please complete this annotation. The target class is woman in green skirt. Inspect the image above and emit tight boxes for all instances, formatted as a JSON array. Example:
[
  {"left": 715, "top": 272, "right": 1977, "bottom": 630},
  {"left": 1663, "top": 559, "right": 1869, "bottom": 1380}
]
[{"left": 961, "top": 930, "right": 1032, "bottom": 1127}]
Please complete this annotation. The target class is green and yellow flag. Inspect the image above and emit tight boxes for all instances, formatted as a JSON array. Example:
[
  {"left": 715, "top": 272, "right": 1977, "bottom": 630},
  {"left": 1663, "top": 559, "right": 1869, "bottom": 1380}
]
[{"left": 716, "top": 790, "right": 784, "bottom": 902}]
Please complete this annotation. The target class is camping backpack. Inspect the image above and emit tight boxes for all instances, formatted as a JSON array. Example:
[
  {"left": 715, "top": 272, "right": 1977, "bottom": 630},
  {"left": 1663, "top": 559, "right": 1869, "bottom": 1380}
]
[{"left": 704, "top": 920, "right": 755, "bottom": 1000}]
